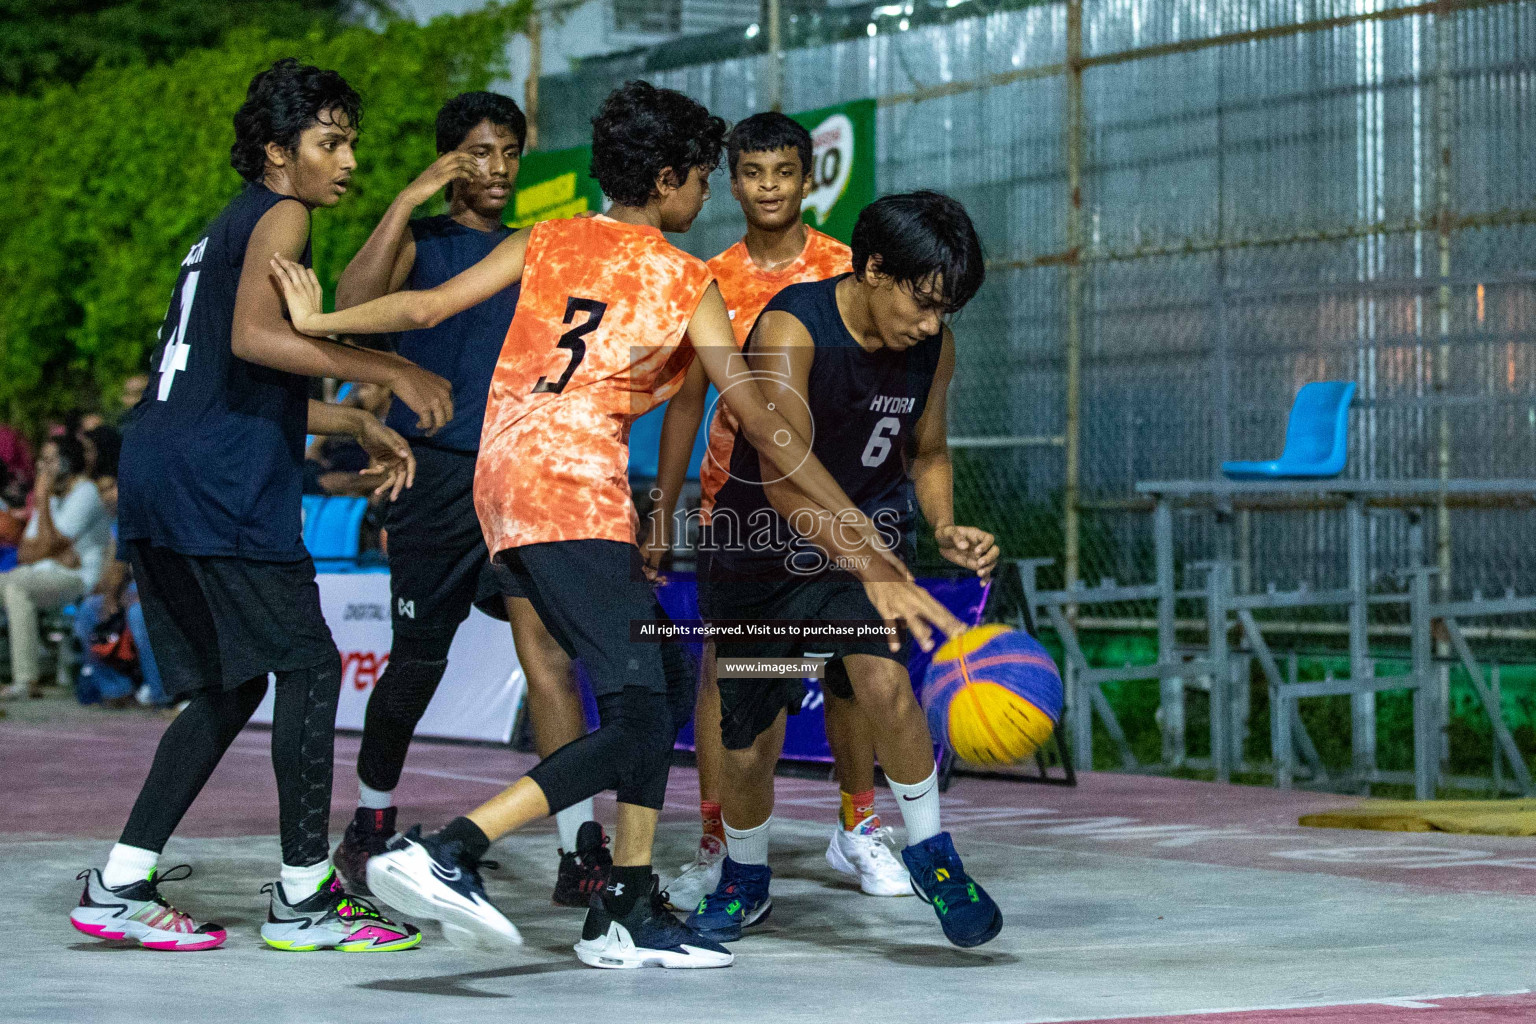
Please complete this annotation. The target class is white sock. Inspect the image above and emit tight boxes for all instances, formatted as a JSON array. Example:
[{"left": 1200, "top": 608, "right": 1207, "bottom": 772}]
[
  {"left": 555, "top": 798, "right": 595, "bottom": 852},
  {"left": 280, "top": 859, "right": 333, "bottom": 898},
  {"left": 357, "top": 779, "right": 393, "bottom": 810},
  {"left": 887, "top": 768, "right": 942, "bottom": 846},
  {"left": 102, "top": 843, "right": 158, "bottom": 889},
  {"left": 723, "top": 817, "right": 771, "bottom": 866}
]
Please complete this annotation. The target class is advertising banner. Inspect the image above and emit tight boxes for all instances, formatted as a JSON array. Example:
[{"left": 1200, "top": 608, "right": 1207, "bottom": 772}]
[
  {"left": 509, "top": 145, "right": 603, "bottom": 227},
  {"left": 790, "top": 98, "right": 877, "bottom": 245},
  {"left": 250, "top": 572, "right": 524, "bottom": 744}
]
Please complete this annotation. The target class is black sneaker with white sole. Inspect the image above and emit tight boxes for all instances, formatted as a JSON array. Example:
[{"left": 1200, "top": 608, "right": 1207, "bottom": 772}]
[
  {"left": 573, "top": 875, "right": 734, "bottom": 969},
  {"left": 365, "top": 825, "right": 522, "bottom": 950}
]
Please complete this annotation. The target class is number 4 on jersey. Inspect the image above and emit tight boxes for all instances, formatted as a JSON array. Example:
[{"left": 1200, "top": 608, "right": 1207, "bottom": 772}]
[{"left": 157, "top": 270, "right": 200, "bottom": 400}]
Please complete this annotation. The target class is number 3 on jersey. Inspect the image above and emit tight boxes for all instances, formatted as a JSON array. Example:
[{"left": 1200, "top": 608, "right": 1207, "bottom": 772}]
[
  {"left": 532, "top": 296, "right": 607, "bottom": 394},
  {"left": 862, "top": 415, "right": 901, "bottom": 467}
]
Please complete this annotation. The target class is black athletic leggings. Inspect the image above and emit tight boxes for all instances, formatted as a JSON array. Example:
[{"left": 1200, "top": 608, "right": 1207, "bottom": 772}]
[
  {"left": 118, "top": 652, "right": 343, "bottom": 868},
  {"left": 356, "top": 632, "right": 453, "bottom": 793}
]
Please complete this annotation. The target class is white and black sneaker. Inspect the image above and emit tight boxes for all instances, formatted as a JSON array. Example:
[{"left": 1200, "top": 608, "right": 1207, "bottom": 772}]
[
  {"left": 366, "top": 825, "right": 522, "bottom": 950},
  {"left": 574, "top": 875, "right": 734, "bottom": 970}
]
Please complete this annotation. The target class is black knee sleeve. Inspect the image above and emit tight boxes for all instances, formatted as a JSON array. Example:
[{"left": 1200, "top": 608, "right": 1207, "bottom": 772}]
[
  {"left": 272, "top": 652, "right": 343, "bottom": 867},
  {"left": 357, "top": 632, "right": 454, "bottom": 792},
  {"left": 526, "top": 686, "right": 675, "bottom": 813}
]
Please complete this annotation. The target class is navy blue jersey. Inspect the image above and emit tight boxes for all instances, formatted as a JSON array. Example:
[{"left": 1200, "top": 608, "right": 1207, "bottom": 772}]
[
  {"left": 709, "top": 274, "right": 943, "bottom": 575},
  {"left": 384, "top": 215, "right": 519, "bottom": 452},
  {"left": 117, "top": 184, "right": 312, "bottom": 561}
]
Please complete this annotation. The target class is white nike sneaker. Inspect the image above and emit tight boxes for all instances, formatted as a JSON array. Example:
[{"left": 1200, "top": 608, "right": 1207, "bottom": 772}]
[
  {"left": 365, "top": 826, "right": 522, "bottom": 950},
  {"left": 663, "top": 833, "right": 725, "bottom": 912},
  {"left": 825, "top": 816, "right": 913, "bottom": 897}
]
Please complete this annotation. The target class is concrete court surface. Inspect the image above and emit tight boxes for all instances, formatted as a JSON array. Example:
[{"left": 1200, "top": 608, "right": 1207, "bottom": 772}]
[{"left": 5, "top": 703, "right": 1536, "bottom": 1024}]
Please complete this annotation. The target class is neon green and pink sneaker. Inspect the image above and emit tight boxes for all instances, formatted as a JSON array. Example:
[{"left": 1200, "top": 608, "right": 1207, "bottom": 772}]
[
  {"left": 260, "top": 870, "right": 421, "bottom": 952},
  {"left": 69, "top": 865, "right": 227, "bottom": 951}
]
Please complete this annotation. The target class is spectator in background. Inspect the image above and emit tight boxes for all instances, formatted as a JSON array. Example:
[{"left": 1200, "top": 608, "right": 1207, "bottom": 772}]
[
  {"left": 303, "top": 382, "right": 393, "bottom": 498},
  {"left": 119, "top": 374, "right": 149, "bottom": 417},
  {"left": 83, "top": 424, "right": 122, "bottom": 517},
  {"left": 0, "top": 435, "right": 112, "bottom": 700},
  {"left": 72, "top": 421, "right": 165, "bottom": 707},
  {"left": 0, "top": 422, "right": 32, "bottom": 496}
]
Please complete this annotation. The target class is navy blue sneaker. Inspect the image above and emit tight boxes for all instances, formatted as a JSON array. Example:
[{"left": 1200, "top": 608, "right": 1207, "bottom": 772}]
[
  {"left": 684, "top": 857, "right": 772, "bottom": 942},
  {"left": 366, "top": 825, "right": 522, "bottom": 949},
  {"left": 901, "top": 832, "right": 1002, "bottom": 948},
  {"left": 575, "top": 875, "right": 734, "bottom": 969}
]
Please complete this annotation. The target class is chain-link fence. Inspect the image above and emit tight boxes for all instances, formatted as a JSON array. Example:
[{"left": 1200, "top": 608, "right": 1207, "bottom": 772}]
[{"left": 536, "top": 0, "right": 1536, "bottom": 643}]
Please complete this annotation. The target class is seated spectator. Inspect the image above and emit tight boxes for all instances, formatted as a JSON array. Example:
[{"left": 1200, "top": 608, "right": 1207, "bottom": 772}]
[
  {"left": 82, "top": 424, "right": 122, "bottom": 517},
  {"left": 73, "top": 556, "right": 167, "bottom": 708},
  {"left": 0, "top": 436, "right": 112, "bottom": 700},
  {"left": 119, "top": 373, "right": 148, "bottom": 414}
]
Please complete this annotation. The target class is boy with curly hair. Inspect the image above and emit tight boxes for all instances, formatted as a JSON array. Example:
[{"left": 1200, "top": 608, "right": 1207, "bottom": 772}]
[
  {"left": 69, "top": 58, "right": 443, "bottom": 953},
  {"left": 268, "top": 79, "right": 963, "bottom": 969}
]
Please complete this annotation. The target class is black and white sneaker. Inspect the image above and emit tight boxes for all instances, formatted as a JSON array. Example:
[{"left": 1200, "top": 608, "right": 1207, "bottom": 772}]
[
  {"left": 574, "top": 875, "right": 734, "bottom": 969},
  {"left": 366, "top": 825, "right": 521, "bottom": 950}
]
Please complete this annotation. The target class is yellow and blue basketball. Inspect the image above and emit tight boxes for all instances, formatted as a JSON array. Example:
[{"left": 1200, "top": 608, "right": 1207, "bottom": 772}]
[{"left": 921, "top": 624, "right": 1063, "bottom": 766}]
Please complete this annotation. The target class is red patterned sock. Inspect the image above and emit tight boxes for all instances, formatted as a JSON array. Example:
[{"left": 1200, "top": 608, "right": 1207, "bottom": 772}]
[{"left": 700, "top": 800, "right": 726, "bottom": 842}]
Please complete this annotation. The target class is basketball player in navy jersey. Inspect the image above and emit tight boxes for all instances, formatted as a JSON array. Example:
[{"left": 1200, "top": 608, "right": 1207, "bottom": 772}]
[
  {"left": 68, "top": 59, "right": 447, "bottom": 952},
  {"left": 330, "top": 92, "right": 608, "bottom": 909},
  {"left": 685, "top": 191, "right": 1004, "bottom": 948}
]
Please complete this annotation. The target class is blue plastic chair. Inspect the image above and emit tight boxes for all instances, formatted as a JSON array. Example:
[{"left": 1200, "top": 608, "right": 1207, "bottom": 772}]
[
  {"left": 1222, "top": 381, "right": 1356, "bottom": 480},
  {"left": 307, "top": 496, "right": 369, "bottom": 571}
]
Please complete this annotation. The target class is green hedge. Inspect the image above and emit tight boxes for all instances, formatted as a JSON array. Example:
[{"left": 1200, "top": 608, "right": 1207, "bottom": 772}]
[{"left": 0, "top": 3, "right": 530, "bottom": 427}]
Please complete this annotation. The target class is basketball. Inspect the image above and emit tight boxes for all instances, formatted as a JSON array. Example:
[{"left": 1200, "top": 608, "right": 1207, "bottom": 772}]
[{"left": 922, "top": 624, "right": 1064, "bottom": 766}]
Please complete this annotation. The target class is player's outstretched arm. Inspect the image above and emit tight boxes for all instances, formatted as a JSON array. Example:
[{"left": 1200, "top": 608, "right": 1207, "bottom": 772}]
[
  {"left": 911, "top": 328, "right": 997, "bottom": 579},
  {"left": 306, "top": 400, "right": 416, "bottom": 499},
  {"left": 270, "top": 227, "right": 529, "bottom": 338},
  {"left": 335, "top": 151, "right": 477, "bottom": 308},
  {"left": 642, "top": 358, "right": 709, "bottom": 579},
  {"left": 232, "top": 201, "right": 453, "bottom": 433}
]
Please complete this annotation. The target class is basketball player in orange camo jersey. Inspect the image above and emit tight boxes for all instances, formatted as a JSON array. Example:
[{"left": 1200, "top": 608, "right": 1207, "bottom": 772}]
[
  {"left": 641, "top": 113, "right": 905, "bottom": 911},
  {"left": 270, "top": 81, "right": 962, "bottom": 970}
]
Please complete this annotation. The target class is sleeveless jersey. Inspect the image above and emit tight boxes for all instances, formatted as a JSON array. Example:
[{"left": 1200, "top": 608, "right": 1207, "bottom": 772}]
[
  {"left": 117, "top": 184, "right": 312, "bottom": 560},
  {"left": 384, "top": 215, "right": 519, "bottom": 452},
  {"left": 475, "top": 215, "right": 712, "bottom": 552},
  {"left": 699, "top": 228, "right": 851, "bottom": 519},
  {"left": 708, "top": 274, "right": 942, "bottom": 576}
]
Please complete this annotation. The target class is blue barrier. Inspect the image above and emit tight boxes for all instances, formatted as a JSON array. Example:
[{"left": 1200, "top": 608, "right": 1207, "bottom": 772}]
[{"left": 570, "top": 572, "right": 991, "bottom": 761}]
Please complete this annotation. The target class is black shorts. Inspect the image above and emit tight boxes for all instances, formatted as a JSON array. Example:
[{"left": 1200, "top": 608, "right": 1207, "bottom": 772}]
[
  {"left": 383, "top": 442, "right": 521, "bottom": 636},
  {"left": 126, "top": 541, "right": 337, "bottom": 699},
  {"left": 496, "top": 539, "right": 694, "bottom": 714},
  {"left": 699, "top": 564, "right": 908, "bottom": 750}
]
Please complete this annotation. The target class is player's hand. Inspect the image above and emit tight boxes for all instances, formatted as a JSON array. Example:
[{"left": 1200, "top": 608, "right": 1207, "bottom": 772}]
[
  {"left": 861, "top": 579, "right": 964, "bottom": 654},
  {"left": 846, "top": 515, "right": 915, "bottom": 582},
  {"left": 639, "top": 522, "right": 669, "bottom": 584},
  {"left": 936, "top": 524, "right": 998, "bottom": 579},
  {"left": 269, "top": 255, "right": 327, "bottom": 335},
  {"left": 355, "top": 415, "right": 416, "bottom": 500},
  {"left": 402, "top": 151, "right": 480, "bottom": 207},
  {"left": 388, "top": 362, "right": 453, "bottom": 436}
]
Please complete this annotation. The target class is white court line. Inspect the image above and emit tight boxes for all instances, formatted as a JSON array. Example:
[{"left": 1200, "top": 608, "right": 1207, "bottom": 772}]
[{"left": 955, "top": 988, "right": 1532, "bottom": 1024}]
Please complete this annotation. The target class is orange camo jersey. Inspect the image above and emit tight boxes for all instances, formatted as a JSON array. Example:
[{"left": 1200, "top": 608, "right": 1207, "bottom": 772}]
[
  {"left": 475, "top": 215, "right": 711, "bottom": 551},
  {"left": 698, "top": 227, "right": 852, "bottom": 519}
]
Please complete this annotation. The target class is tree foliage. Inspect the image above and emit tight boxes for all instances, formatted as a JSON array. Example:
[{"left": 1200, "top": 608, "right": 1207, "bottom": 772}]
[
  {"left": 0, "top": 0, "right": 390, "bottom": 96},
  {"left": 0, "top": 2, "right": 529, "bottom": 426}
]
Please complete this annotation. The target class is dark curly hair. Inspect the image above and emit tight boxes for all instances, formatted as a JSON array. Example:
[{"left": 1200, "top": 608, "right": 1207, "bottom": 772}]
[
  {"left": 230, "top": 58, "right": 362, "bottom": 183},
  {"left": 436, "top": 91, "right": 526, "bottom": 154},
  {"left": 727, "top": 111, "right": 812, "bottom": 177},
  {"left": 851, "top": 191, "right": 985, "bottom": 314},
  {"left": 589, "top": 81, "right": 726, "bottom": 208}
]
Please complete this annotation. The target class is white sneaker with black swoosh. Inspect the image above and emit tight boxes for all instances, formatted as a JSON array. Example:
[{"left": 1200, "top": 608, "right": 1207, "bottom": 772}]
[{"left": 366, "top": 825, "right": 522, "bottom": 950}]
